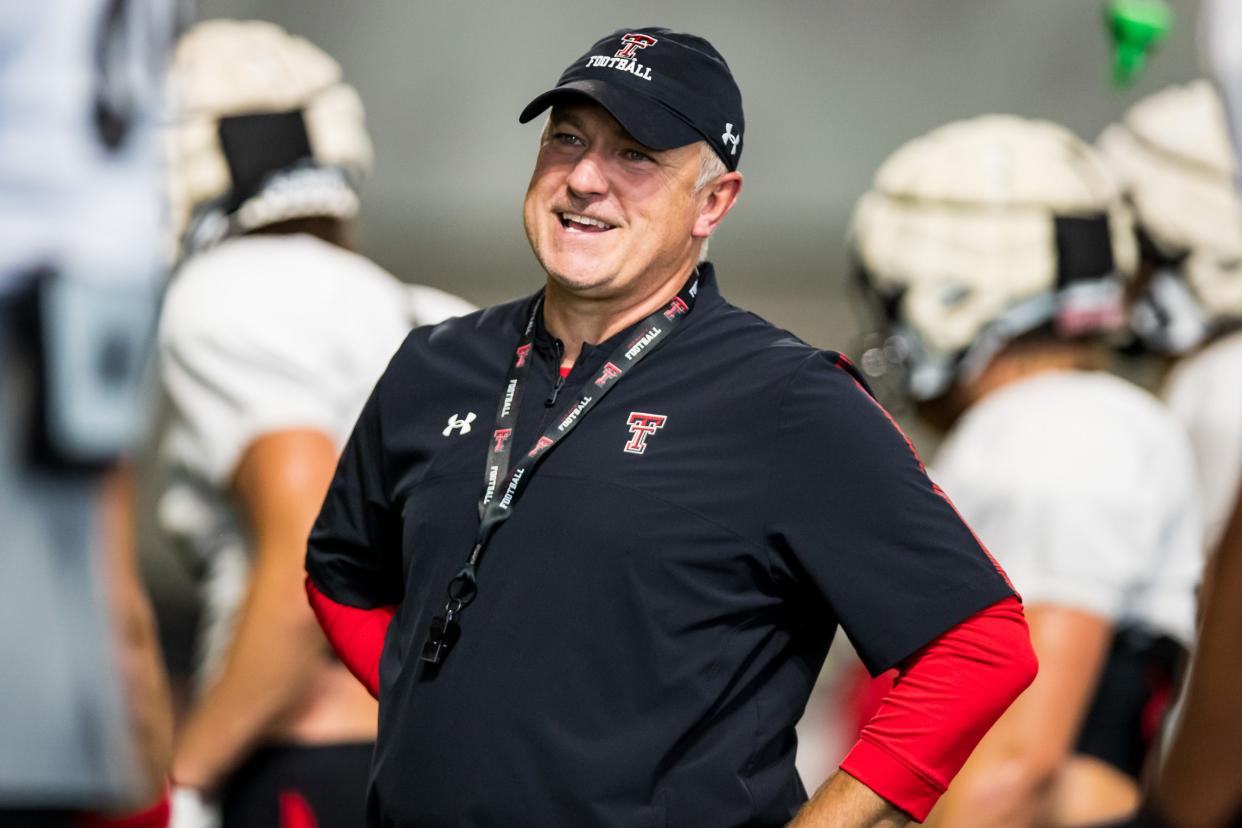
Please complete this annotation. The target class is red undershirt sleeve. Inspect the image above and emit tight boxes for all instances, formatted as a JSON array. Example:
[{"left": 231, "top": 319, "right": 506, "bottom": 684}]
[
  {"left": 305, "top": 577, "right": 397, "bottom": 699},
  {"left": 838, "top": 595, "right": 1037, "bottom": 822}
]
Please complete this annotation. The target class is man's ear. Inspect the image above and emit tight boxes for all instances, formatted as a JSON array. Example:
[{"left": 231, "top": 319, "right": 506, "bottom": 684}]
[{"left": 692, "top": 171, "right": 743, "bottom": 240}]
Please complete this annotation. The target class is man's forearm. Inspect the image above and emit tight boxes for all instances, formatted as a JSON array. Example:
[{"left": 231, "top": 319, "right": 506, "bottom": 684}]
[
  {"left": 843, "top": 598, "right": 1038, "bottom": 824},
  {"left": 790, "top": 771, "right": 909, "bottom": 828}
]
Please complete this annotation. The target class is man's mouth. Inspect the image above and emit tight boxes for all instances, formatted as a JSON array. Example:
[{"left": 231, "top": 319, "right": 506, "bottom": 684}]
[{"left": 559, "top": 212, "right": 616, "bottom": 233}]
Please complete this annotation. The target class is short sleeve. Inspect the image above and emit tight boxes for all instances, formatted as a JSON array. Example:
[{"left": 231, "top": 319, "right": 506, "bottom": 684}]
[
  {"left": 943, "top": 477, "right": 1144, "bottom": 621},
  {"left": 160, "top": 307, "right": 345, "bottom": 485},
  {"left": 406, "top": 284, "right": 478, "bottom": 327},
  {"left": 305, "top": 369, "right": 405, "bottom": 609},
  {"left": 1162, "top": 332, "right": 1242, "bottom": 551},
  {"left": 933, "top": 378, "right": 1204, "bottom": 644},
  {"left": 766, "top": 353, "right": 1014, "bottom": 675},
  {"left": 158, "top": 242, "right": 413, "bottom": 485}
]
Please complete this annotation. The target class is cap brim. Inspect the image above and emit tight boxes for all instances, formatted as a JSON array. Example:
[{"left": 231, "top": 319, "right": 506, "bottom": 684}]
[{"left": 518, "top": 79, "right": 703, "bottom": 151}]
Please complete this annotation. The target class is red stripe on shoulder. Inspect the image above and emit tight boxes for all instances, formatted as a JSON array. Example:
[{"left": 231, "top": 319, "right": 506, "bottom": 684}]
[
  {"left": 832, "top": 354, "right": 928, "bottom": 473},
  {"left": 830, "top": 352, "right": 1016, "bottom": 594},
  {"left": 930, "top": 482, "right": 1017, "bottom": 594}
]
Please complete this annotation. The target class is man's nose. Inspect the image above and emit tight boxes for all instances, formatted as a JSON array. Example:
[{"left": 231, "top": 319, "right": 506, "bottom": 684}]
[{"left": 566, "top": 151, "right": 609, "bottom": 198}]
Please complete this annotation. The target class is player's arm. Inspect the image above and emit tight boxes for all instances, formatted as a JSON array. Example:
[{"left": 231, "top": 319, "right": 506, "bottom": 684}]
[
  {"left": 1125, "top": 12, "right": 1242, "bottom": 825},
  {"left": 1149, "top": 480, "right": 1242, "bottom": 828},
  {"left": 98, "top": 464, "right": 175, "bottom": 813},
  {"left": 171, "top": 429, "right": 341, "bottom": 791},
  {"left": 924, "top": 605, "right": 1111, "bottom": 828}
]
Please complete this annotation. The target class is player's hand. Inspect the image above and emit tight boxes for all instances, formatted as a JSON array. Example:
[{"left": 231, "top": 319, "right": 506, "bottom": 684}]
[{"left": 169, "top": 787, "right": 220, "bottom": 828}]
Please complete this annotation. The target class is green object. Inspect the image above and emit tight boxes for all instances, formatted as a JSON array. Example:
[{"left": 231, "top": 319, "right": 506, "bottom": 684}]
[{"left": 1105, "top": 0, "right": 1174, "bottom": 87}]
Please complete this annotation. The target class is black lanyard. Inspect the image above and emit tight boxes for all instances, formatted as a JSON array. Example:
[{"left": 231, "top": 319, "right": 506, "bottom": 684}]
[{"left": 421, "top": 274, "right": 700, "bottom": 664}]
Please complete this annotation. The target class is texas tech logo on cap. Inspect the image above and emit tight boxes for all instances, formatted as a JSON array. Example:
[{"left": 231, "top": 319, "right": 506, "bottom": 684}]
[
  {"left": 585, "top": 32, "right": 657, "bottom": 81},
  {"left": 624, "top": 412, "right": 667, "bottom": 454},
  {"left": 615, "top": 32, "right": 658, "bottom": 58}
]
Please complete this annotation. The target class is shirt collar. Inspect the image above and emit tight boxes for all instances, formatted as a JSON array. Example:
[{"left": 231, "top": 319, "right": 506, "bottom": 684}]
[{"left": 530, "top": 263, "right": 720, "bottom": 359}]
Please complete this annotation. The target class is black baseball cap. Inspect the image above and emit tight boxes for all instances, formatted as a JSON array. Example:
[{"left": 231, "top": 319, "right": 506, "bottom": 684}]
[{"left": 518, "top": 27, "right": 745, "bottom": 171}]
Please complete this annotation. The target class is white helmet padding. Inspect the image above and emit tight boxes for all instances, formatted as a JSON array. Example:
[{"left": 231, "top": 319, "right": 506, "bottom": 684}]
[
  {"left": 166, "top": 20, "right": 373, "bottom": 252},
  {"left": 851, "top": 115, "right": 1137, "bottom": 401},
  {"left": 1098, "top": 79, "right": 1242, "bottom": 351}
]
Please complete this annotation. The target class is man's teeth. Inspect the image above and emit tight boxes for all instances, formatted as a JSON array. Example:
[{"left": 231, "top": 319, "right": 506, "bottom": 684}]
[{"left": 561, "top": 212, "right": 613, "bottom": 230}]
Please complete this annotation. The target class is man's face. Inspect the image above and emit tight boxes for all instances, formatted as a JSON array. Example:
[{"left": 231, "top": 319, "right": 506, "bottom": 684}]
[{"left": 523, "top": 102, "right": 706, "bottom": 301}]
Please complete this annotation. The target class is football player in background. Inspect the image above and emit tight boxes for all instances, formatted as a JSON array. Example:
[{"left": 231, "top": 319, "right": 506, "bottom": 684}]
[
  {"left": 1100, "top": 73, "right": 1242, "bottom": 828},
  {"left": 850, "top": 115, "right": 1204, "bottom": 828},
  {"left": 158, "top": 20, "right": 473, "bottom": 827},
  {"left": 0, "top": 1, "right": 176, "bottom": 824},
  {"left": 1100, "top": 78, "right": 1242, "bottom": 579}
]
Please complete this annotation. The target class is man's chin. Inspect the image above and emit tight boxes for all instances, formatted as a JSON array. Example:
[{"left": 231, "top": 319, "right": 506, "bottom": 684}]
[
  {"left": 543, "top": 266, "right": 613, "bottom": 295},
  {"left": 536, "top": 251, "right": 616, "bottom": 294}
]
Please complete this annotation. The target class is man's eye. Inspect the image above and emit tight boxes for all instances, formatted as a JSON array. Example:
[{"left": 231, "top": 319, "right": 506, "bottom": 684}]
[
  {"left": 552, "top": 132, "right": 583, "bottom": 146},
  {"left": 624, "top": 149, "right": 654, "bottom": 163}
]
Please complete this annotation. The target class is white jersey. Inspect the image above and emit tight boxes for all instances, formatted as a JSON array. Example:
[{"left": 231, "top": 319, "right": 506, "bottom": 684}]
[
  {"left": 157, "top": 233, "right": 474, "bottom": 682},
  {"left": 0, "top": 0, "right": 170, "bottom": 297},
  {"left": 1163, "top": 328, "right": 1242, "bottom": 554},
  {"left": 932, "top": 371, "right": 1204, "bottom": 646}
]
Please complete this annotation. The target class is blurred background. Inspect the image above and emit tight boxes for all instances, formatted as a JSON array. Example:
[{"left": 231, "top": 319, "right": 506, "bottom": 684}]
[{"left": 188, "top": 0, "right": 1203, "bottom": 330}]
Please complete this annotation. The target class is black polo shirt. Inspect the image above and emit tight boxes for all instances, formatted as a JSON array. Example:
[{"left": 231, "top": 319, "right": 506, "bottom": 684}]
[{"left": 307, "top": 265, "right": 1013, "bottom": 828}]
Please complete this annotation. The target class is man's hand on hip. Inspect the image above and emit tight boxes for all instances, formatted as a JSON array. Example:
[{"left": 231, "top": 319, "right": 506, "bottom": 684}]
[{"left": 789, "top": 771, "right": 911, "bottom": 828}]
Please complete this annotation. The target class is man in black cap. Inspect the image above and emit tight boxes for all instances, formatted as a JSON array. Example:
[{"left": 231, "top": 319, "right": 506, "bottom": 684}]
[{"left": 304, "top": 27, "right": 1037, "bottom": 827}]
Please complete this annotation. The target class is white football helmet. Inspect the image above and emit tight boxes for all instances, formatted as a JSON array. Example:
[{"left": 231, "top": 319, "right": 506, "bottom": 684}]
[
  {"left": 851, "top": 115, "right": 1137, "bottom": 401},
  {"left": 166, "top": 20, "right": 373, "bottom": 255},
  {"left": 1099, "top": 80, "right": 1242, "bottom": 353}
]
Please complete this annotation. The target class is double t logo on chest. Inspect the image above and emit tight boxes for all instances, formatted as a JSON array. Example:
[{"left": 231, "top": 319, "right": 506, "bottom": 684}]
[{"left": 624, "top": 412, "right": 667, "bottom": 454}]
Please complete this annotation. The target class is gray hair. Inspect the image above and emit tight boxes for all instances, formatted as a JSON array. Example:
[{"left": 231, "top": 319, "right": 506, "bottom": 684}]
[{"left": 694, "top": 143, "right": 728, "bottom": 263}]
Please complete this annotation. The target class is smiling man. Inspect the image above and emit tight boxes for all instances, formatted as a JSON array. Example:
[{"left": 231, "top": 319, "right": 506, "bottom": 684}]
[{"left": 304, "top": 27, "right": 1037, "bottom": 827}]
